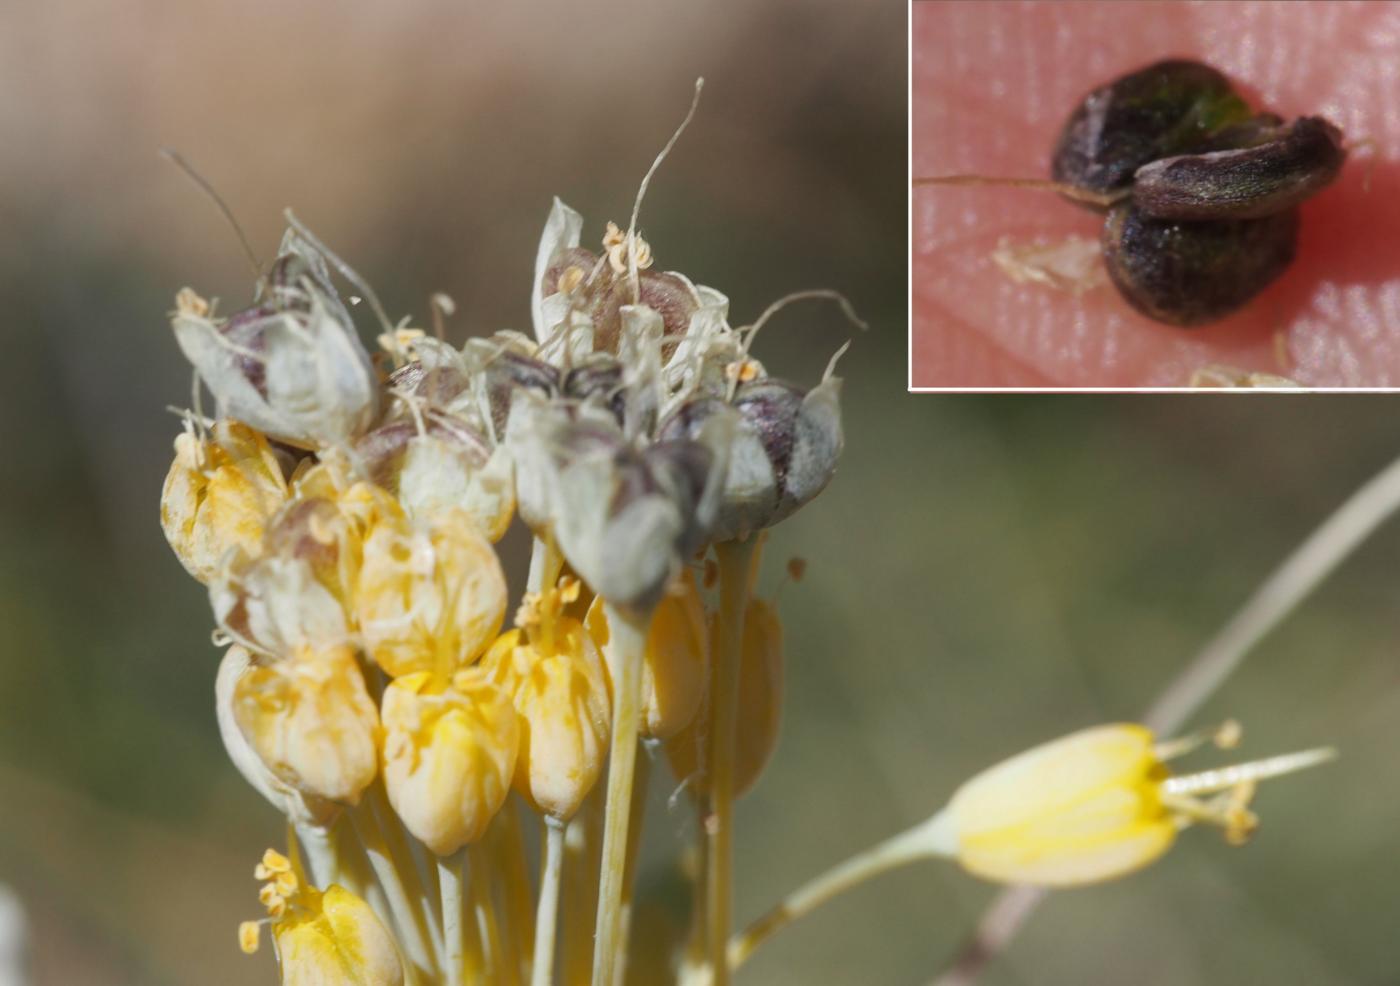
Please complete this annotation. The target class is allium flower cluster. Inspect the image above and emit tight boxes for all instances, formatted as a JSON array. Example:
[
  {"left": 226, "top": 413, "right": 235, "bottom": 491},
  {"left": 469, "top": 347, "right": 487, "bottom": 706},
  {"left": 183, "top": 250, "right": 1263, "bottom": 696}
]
[{"left": 160, "top": 198, "right": 846, "bottom": 984}]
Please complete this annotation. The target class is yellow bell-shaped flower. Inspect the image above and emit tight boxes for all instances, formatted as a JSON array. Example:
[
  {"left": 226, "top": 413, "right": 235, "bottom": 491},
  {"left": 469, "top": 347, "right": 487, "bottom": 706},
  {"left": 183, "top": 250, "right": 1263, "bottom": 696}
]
[
  {"left": 586, "top": 570, "right": 707, "bottom": 741},
  {"left": 667, "top": 597, "right": 782, "bottom": 799},
  {"left": 232, "top": 644, "right": 380, "bottom": 805},
  {"left": 482, "top": 580, "right": 612, "bottom": 820},
  {"left": 942, "top": 723, "right": 1336, "bottom": 887},
  {"left": 160, "top": 419, "right": 287, "bottom": 584},
  {"left": 355, "top": 508, "right": 507, "bottom": 677},
  {"left": 380, "top": 668, "right": 519, "bottom": 855}
]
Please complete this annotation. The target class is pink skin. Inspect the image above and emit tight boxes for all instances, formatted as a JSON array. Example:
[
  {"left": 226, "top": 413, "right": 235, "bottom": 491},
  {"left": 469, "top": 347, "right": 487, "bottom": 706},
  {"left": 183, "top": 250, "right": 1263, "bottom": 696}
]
[{"left": 912, "top": 1, "right": 1400, "bottom": 388}]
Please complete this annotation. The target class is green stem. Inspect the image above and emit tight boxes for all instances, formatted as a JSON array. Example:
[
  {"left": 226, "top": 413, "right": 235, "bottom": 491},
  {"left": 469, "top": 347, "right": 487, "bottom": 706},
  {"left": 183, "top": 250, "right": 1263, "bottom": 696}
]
[
  {"left": 531, "top": 818, "right": 567, "bottom": 986},
  {"left": 727, "top": 811, "right": 956, "bottom": 971},
  {"left": 705, "top": 538, "right": 757, "bottom": 985},
  {"left": 439, "top": 851, "right": 466, "bottom": 986},
  {"left": 349, "top": 797, "right": 435, "bottom": 984},
  {"left": 590, "top": 602, "right": 652, "bottom": 986}
]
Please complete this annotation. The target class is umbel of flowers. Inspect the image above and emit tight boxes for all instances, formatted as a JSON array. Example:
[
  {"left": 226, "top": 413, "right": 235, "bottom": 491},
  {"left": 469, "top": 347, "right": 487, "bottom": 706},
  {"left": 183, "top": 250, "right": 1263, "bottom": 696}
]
[{"left": 159, "top": 102, "right": 1332, "bottom": 986}]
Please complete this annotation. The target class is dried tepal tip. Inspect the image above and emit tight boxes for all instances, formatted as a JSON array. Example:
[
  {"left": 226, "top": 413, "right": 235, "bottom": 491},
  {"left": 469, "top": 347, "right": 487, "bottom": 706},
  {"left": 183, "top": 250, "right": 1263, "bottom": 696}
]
[{"left": 170, "top": 222, "right": 381, "bottom": 449}]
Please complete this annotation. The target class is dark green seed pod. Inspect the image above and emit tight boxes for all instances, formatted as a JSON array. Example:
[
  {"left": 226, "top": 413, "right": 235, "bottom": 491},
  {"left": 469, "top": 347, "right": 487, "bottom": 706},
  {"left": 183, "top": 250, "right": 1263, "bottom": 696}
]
[
  {"left": 1131, "top": 116, "right": 1346, "bottom": 220},
  {"left": 1052, "top": 59, "right": 1256, "bottom": 205},
  {"left": 1101, "top": 203, "right": 1299, "bottom": 327}
]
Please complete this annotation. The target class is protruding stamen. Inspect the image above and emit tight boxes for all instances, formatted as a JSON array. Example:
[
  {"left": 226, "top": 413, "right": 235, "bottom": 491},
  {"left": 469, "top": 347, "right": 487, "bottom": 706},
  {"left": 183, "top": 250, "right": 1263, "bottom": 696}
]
[{"left": 1162, "top": 746, "right": 1336, "bottom": 798}]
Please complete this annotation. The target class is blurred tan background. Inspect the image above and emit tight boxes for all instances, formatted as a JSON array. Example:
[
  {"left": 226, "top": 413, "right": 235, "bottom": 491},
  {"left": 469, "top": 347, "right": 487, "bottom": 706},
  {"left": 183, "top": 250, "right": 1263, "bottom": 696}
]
[{"left": 3, "top": 1, "right": 1400, "bottom": 985}]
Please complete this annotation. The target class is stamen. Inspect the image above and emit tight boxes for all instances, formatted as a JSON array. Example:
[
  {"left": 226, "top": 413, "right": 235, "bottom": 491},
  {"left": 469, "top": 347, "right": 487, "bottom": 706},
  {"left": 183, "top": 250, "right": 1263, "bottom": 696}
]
[{"left": 1162, "top": 746, "right": 1336, "bottom": 798}]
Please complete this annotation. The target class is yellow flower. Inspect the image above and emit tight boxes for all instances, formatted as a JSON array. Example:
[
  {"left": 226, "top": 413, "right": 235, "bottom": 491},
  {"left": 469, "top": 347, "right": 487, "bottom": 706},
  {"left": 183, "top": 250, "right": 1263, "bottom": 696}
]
[
  {"left": 667, "top": 597, "right": 782, "bottom": 798},
  {"left": 232, "top": 645, "right": 380, "bottom": 805},
  {"left": 586, "top": 570, "right": 707, "bottom": 740},
  {"left": 240, "top": 846, "right": 403, "bottom": 985},
  {"left": 355, "top": 508, "right": 507, "bottom": 677},
  {"left": 941, "top": 723, "right": 1335, "bottom": 887},
  {"left": 482, "top": 580, "right": 612, "bottom": 820},
  {"left": 160, "top": 419, "right": 287, "bottom": 584},
  {"left": 275, "top": 885, "right": 404, "bottom": 986},
  {"left": 380, "top": 669, "right": 519, "bottom": 855}
]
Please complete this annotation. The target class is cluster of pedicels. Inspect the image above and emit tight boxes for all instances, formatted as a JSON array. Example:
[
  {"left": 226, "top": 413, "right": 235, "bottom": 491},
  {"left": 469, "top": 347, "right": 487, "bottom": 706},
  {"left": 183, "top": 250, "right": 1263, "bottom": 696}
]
[{"left": 160, "top": 191, "right": 842, "bottom": 983}]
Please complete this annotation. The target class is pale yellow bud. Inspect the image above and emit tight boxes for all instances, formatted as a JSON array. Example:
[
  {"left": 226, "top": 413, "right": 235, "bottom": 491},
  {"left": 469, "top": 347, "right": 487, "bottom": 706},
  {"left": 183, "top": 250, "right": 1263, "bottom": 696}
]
[
  {"left": 160, "top": 420, "right": 287, "bottom": 583},
  {"left": 667, "top": 597, "right": 782, "bottom": 798},
  {"left": 481, "top": 618, "right": 611, "bottom": 821},
  {"left": 233, "top": 645, "right": 380, "bottom": 805},
  {"left": 356, "top": 509, "right": 507, "bottom": 677},
  {"left": 940, "top": 723, "right": 1336, "bottom": 887},
  {"left": 586, "top": 571, "right": 707, "bottom": 740},
  {"left": 273, "top": 885, "right": 404, "bottom": 986},
  {"left": 381, "top": 670, "right": 519, "bottom": 855}
]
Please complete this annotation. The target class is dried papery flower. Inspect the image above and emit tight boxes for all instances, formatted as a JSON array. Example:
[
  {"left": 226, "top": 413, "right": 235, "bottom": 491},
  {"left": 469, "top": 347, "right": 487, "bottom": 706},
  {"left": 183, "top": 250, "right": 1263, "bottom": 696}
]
[
  {"left": 585, "top": 569, "right": 707, "bottom": 740},
  {"left": 232, "top": 644, "right": 380, "bottom": 805},
  {"left": 509, "top": 398, "right": 726, "bottom": 615},
  {"left": 355, "top": 507, "right": 507, "bottom": 677},
  {"left": 481, "top": 580, "right": 612, "bottom": 820},
  {"left": 380, "top": 668, "right": 519, "bottom": 855},
  {"left": 354, "top": 417, "right": 514, "bottom": 541},
  {"left": 659, "top": 374, "right": 844, "bottom": 542},
  {"left": 211, "top": 496, "right": 363, "bottom": 656},
  {"left": 940, "top": 723, "right": 1336, "bottom": 887},
  {"left": 533, "top": 199, "right": 704, "bottom": 361},
  {"left": 171, "top": 232, "right": 379, "bottom": 450},
  {"left": 216, "top": 645, "right": 341, "bottom": 828},
  {"left": 160, "top": 419, "right": 289, "bottom": 583},
  {"left": 668, "top": 597, "right": 783, "bottom": 798}
]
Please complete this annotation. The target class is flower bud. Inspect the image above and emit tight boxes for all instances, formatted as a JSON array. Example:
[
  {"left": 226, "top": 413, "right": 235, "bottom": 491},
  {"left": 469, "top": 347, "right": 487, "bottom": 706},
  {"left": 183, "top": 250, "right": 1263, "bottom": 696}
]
[
  {"left": 216, "top": 645, "right": 341, "bottom": 828},
  {"left": 481, "top": 613, "right": 611, "bottom": 820},
  {"left": 211, "top": 496, "right": 361, "bottom": 656},
  {"left": 274, "top": 884, "right": 404, "bottom": 986},
  {"left": 171, "top": 233, "right": 379, "bottom": 449},
  {"left": 160, "top": 420, "right": 288, "bottom": 584},
  {"left": 355, "top": 508, "right": 507, "bottom": 677},
  {"left": 381, "top": 669, "right": 519, "bottom": 855},
  {"left": 666, "top": 597, "right": 783, "bottom": 798},
  {"left": 232, "top": 644, "right": 380, "bottom": 805},
  {"left": 585, "top": 570, "right": 707, "bottom": 740}
]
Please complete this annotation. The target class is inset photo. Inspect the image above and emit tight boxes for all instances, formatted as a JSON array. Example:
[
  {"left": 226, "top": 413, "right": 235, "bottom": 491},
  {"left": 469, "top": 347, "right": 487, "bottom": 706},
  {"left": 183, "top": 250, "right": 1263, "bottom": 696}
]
[{"left": 912, "top": 1, "right": 1399, "bottom": 389}]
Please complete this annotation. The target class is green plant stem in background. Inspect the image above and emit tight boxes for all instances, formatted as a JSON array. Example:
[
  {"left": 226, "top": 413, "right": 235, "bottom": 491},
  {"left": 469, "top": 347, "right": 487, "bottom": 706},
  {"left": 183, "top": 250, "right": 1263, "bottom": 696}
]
[
  {"left": 932, "top": 450, "right": 1400, "bottom": 986},
  {"left": 591, "top": 603, "right": 652, "bottom": 986},
  {"left": 705, "top": 537, "right": 758, "bottom": 986}
]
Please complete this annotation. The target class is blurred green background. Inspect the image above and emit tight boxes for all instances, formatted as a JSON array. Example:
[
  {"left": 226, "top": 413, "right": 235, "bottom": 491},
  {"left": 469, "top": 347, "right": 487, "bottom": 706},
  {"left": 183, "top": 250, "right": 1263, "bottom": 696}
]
[{"left": 3, "top": 1, "right": 1399, "bottom": 985}]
